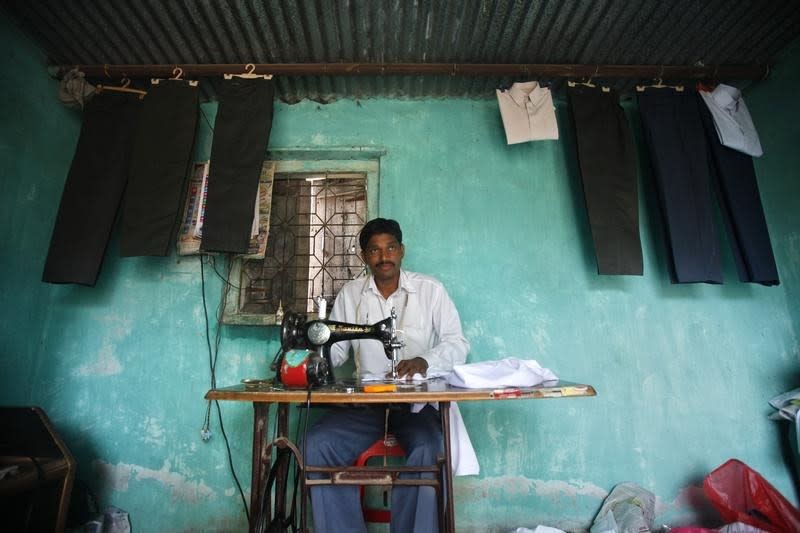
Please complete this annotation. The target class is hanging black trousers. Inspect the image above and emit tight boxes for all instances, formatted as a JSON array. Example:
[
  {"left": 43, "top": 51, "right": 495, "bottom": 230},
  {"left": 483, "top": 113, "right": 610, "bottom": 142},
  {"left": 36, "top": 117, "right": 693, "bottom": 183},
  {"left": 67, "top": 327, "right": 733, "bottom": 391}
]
[
  {"left": 697, "top": 99, "right": 779, "bottom": 286},
  {"left": 568, "top": 86, "right": 643, "bottom": 275},
  {"left": 42, "top": 93, "right": 142, "bottom": 285},
  {"left": 120, "top": 81, "right": 198, "bottom": 256},
  {"left": 201, "top": 78, "right": 274, "bottom": 254},
  {"left": 638, "top": 89, "right": 723, "bottom": 284}
]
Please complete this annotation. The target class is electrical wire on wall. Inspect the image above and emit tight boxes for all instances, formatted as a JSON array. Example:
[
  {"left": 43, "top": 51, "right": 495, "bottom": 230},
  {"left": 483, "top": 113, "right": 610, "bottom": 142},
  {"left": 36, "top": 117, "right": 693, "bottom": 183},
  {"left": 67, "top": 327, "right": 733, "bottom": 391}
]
[{"left": 199, "top": 254, "right": 250, "bottom": 524}]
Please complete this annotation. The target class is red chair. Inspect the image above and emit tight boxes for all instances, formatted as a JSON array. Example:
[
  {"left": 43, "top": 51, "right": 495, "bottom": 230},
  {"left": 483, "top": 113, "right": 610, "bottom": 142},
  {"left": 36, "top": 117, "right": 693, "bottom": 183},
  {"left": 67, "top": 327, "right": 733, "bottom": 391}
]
[{"left": 353, "top": 435, "right": 406, "bottom": 523}]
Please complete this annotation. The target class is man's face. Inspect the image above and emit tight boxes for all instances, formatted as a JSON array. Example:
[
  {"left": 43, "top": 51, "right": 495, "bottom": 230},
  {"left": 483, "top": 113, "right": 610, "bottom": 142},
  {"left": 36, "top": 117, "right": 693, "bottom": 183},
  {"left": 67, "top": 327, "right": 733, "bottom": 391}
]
[{"left": 361, "top": 233, "right": 404, "bottom": 283}]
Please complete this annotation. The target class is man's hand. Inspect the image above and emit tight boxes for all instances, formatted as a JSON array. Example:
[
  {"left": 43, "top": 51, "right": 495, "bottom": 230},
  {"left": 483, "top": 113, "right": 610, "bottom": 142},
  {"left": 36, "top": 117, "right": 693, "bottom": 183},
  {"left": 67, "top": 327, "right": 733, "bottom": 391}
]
[{"left": 393, "top": 357, "right": 429, "bottom": 379}]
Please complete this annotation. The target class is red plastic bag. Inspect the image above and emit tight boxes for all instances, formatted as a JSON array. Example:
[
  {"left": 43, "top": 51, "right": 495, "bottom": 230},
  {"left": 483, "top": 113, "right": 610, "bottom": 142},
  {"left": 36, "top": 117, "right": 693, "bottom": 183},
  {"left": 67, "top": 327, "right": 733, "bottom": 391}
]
[{"left": 704, "top": 458, "right": 800, "bottom": 532}]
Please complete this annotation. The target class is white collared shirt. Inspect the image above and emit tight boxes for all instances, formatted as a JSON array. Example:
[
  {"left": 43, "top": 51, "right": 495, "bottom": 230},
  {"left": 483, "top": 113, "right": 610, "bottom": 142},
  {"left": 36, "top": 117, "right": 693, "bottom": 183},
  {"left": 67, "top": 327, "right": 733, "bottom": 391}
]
[
  {"left": 699, "top": 83, "right": 763, "bottom": 157},
  {"left": 329, "top": 269, "right": 470, "bottom": 376},
  {"left": 496, "top": 81, "right": 559, "bottom": 144}
]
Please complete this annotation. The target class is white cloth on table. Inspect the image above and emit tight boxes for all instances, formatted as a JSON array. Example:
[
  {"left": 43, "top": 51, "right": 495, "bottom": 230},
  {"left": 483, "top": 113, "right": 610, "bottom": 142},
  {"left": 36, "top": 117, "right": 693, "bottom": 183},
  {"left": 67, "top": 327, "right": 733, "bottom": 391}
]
[{"left": 446, "top": 358, "right": 558, "bottom": 388}]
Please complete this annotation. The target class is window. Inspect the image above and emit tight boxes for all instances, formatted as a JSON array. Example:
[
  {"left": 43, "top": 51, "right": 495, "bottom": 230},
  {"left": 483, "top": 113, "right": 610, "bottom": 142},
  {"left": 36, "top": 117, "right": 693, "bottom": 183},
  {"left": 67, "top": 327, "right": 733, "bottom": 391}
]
[{"left": 222, "top": 150, "right": 382, "bottom": 325}]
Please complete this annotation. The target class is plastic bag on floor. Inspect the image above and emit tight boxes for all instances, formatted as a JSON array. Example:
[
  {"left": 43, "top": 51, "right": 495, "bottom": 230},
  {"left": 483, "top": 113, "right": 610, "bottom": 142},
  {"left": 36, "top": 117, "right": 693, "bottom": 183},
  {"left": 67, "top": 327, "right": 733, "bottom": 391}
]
[
  {"left": 83, "top": 506, "right": 131, "bottom": 533},
  {"left": 704, "top": 459, "right": 800, "bottom": 533},
  {"left": 718, "top": 522, "right": 770, "bottom": 533},
  {"left": 669, "top": 523, "right": 766, "bottom": 533},
  {"left": 590, "top": 482, "right": 655, "bottom": 533}
]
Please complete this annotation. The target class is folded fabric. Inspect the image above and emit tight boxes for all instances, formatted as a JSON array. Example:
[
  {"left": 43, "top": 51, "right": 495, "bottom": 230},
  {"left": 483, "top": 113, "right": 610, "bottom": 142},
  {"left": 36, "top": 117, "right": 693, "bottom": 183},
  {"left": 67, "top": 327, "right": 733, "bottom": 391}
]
[{"left": 446, "top": 358, "right": 558, "bottom": 388}]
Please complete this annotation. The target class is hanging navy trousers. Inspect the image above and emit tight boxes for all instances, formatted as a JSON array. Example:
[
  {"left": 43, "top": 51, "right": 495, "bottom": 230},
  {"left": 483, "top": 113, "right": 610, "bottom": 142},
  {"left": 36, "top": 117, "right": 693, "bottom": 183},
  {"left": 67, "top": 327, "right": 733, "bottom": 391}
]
[
  {"left": 568, "top": 86, "right": 643, "bottom": 275},
  {"left": 697, "top": 99, "right": 779, "bottom": 286},
  {"left": 120, "top": 81, "right": 199, "bottom": 256},
  {"left": 42, "top": 93, "right": 142, "bottom": 285},
  {"left": 638, "top": 89, "right": 723, "bottom": 284},
  {"left": 201, "top": 78, "right": 274, "bottom": 254}
]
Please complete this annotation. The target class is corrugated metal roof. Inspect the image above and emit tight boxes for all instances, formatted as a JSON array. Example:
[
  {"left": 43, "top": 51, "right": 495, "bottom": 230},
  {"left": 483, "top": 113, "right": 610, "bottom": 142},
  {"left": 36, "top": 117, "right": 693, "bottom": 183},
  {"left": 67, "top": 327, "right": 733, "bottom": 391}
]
[{"left": 3, "top": 0, "right": 799, "bottom": 102}]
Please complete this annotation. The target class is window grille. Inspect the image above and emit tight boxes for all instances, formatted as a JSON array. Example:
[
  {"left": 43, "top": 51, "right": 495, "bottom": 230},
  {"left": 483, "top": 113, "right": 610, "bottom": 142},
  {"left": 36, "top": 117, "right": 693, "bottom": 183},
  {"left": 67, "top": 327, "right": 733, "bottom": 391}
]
[
  {"left": 222, "top": 151, "right": 381, "bottom": 326},
  {"left": 240, "top": 173, "right": 367, "bottom": 316}
]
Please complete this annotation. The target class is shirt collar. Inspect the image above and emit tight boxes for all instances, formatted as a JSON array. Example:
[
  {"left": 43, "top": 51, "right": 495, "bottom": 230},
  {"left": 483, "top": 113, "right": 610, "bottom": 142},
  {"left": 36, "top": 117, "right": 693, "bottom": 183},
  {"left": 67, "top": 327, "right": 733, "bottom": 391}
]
[
  {"left": 363, "top": 269, "right": 417, "bottom": 297},
  {"left": 508, "top": 81, "right": 548, "bottom": 108},
  {"left": 711, "top": 83, "right": 742, "bottom": 112}
]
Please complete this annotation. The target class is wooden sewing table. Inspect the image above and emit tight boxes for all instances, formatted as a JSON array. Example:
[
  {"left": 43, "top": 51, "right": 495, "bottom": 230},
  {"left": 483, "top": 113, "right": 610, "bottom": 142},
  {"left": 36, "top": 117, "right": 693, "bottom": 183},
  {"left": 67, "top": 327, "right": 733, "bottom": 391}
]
[{"left": 206, "top": 379, "right": 596, "bottom": 532}]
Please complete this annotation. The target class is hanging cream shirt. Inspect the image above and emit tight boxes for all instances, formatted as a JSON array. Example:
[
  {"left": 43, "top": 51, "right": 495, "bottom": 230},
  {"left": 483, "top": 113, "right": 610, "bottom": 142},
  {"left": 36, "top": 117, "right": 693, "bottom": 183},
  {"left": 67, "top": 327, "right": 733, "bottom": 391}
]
[
  {"left": 329, "top": 269, "right": 469, "bottom": 376},
  {"left": 496, "top": 81, "right": 559, "bottom": 144},
  {"left": 699, "top": 84, "right": 763, "bottom": 157}
]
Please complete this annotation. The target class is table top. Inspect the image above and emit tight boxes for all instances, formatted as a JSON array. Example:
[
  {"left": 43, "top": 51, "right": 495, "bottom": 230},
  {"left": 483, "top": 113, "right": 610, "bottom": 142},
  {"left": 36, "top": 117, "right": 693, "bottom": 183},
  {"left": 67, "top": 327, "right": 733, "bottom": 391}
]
[{"left": 205, "top": 378, "right": 596, "bottom": 404}]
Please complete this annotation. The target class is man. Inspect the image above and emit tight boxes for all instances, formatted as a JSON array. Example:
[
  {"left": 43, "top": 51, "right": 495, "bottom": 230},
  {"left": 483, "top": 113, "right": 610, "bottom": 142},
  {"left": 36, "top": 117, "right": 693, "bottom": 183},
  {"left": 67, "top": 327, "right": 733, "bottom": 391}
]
[{"left": 305, "top": 217, "right": 470, "bottom": 533}]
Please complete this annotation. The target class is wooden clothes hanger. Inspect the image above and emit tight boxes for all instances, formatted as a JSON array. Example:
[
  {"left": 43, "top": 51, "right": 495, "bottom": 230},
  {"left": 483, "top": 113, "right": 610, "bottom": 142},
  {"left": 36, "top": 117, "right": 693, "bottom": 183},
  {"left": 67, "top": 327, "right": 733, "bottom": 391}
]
[
  {"left": 223, "top": 63, "right": 273, "bottom": 80},
  {"left": 151, "top": 67, "right": 199, "bottom": 87},
  {"left": 636, "top": 66, "right": 684, "bottom": 92},
  {"left": 635, "top": 78, "right": 685, "bottom": 92},
  {"left": 95, "top": 77, "right": 147, "bottom": 99},
  {"left": 567, "top": 66, "right": 611, "bottom": 92}
]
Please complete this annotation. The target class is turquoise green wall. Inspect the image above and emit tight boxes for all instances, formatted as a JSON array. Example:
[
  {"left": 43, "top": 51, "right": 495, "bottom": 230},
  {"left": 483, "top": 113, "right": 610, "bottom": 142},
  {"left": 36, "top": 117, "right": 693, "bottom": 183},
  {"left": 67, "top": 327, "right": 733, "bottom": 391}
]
[
  {"left": 748, "top": 37, "right": 800, "bottom": 334},
  {"left": 2, "top": 11, "right": 799, "bottom": 531}
]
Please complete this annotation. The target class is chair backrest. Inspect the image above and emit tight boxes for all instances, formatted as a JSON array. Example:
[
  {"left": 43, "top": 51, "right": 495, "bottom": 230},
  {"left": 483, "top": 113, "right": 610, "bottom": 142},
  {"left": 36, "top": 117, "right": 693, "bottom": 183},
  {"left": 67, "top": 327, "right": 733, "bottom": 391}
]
[
  {"left": 354, "top": 436, "right": 406, "bottom": 524},
  {"left": 354, "top": 437, "right": 406, "bottom": 467}
]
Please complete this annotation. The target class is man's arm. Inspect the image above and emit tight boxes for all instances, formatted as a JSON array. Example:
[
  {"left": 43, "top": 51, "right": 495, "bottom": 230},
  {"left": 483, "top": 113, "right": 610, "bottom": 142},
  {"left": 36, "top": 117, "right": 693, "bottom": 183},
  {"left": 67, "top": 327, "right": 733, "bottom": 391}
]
[{"left": 413, "top": 286, "right": 470, "bottom": 374}]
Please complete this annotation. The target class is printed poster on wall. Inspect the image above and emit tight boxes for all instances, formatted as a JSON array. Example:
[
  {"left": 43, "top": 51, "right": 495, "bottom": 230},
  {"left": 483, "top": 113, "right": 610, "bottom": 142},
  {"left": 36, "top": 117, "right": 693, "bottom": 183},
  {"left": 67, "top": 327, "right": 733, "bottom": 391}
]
[{"left": 177, "top": 160, "right": 275, "bottom": 258}]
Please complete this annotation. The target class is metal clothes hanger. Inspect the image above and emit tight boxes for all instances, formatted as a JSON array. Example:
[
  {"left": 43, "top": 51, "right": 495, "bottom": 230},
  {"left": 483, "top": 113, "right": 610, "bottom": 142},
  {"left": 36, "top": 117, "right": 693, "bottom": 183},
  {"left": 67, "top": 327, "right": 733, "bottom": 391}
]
[
  {"left": 151, "top": 66, "right": 199, "bottom": 87},
  {"left": 567, "top": 65, "right": 611, "bottom": 92},
  {"left": 95, "top": 77, "right": 147, "bottom": 99},
  {"left": 224, "top": 63, "right": 273, "bottom": 80},
  {"left": 636, "top": 66, "right": 684, "bottom": 92}
]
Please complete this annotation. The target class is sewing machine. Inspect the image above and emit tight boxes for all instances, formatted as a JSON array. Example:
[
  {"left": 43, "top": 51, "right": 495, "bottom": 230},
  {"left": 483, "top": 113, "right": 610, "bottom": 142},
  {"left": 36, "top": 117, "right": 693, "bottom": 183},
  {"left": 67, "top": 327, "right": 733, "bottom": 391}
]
[{"left": 273, "top": 297, "right": 404, "bottom": 388}]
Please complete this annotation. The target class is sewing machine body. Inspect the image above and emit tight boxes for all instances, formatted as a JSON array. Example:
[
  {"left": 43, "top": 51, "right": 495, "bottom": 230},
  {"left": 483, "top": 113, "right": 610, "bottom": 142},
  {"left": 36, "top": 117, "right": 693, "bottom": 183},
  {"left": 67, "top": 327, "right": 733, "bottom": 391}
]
[{"left": 274, "top": 309, "right": 402, "bottom": 388}]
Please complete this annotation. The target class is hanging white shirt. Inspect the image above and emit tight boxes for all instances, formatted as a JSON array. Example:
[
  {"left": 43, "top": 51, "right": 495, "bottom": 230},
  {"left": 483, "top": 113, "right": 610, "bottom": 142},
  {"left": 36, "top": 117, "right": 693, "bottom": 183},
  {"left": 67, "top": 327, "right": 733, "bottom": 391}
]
[
  {"left": 496, "top": 81, "right": 559, "bottom": 144},
  {"left": 699, "top": 83, "right": 763, "bottom": 157}
]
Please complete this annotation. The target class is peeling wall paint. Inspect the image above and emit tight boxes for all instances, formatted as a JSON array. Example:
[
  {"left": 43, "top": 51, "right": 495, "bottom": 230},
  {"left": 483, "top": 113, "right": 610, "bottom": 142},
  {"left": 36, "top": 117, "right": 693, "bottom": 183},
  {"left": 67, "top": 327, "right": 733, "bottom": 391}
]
[
  {"left": 457, "top": 475, "right": 608, "bottom": 500},
  {"left": 93, "top": 460, "right": 216, "bottom": 503},
  {"left": 2, "top": 13, "right": 800, "bottom": 533}
]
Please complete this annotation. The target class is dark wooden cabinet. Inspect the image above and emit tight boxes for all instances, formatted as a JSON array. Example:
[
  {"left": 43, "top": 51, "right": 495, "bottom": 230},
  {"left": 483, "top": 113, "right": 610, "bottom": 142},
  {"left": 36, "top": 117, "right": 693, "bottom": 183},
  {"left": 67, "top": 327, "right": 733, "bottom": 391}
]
[{"left": 0, "top": 407, "right": 76, "bottom": 533}]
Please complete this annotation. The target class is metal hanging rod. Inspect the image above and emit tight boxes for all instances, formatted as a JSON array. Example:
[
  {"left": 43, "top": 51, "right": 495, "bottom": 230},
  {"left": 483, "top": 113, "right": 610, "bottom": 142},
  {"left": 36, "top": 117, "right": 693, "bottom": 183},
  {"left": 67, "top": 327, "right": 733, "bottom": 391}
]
[{"left": 61, "top": 63, "right": 768, "bottom": 81}]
